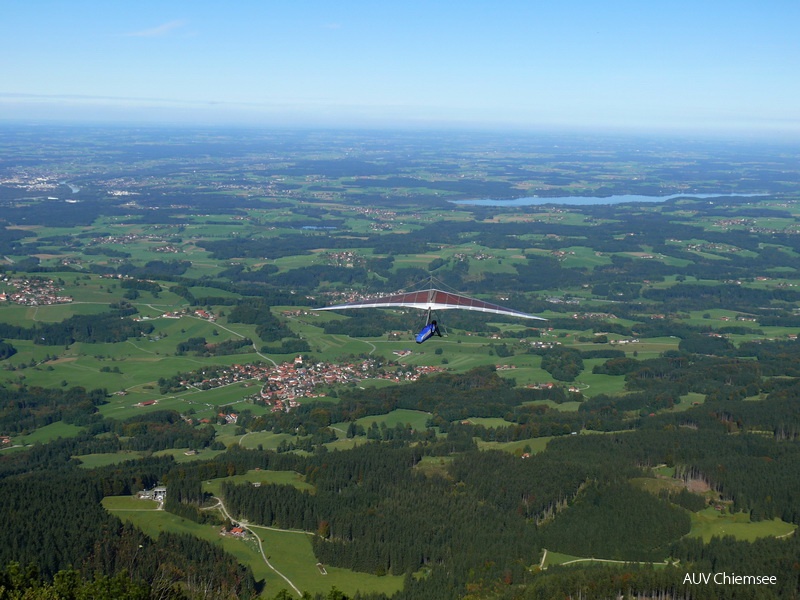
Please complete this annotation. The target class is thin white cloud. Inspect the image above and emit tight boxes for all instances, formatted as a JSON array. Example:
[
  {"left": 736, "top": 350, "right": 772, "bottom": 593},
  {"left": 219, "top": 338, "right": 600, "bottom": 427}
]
[{"left": 124, "top": 20, "right": 186, "bottom": 38}]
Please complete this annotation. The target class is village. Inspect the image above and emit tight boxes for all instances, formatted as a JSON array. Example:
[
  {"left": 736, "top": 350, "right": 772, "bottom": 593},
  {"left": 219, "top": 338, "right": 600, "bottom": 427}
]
[
  {"left": 173, "top": 356, "right": 444, "bottom": 413},
  {"left": 0, "top": 276, "right": 73, "bottom": 306}
]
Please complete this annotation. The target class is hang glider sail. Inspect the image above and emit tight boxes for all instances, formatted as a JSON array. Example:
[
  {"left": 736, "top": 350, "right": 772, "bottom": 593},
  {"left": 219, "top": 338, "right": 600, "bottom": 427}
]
[
  {"left": 318, "top": 286, "right": 545, "bottom": 344},
  {"left": 317, "top": 288, "right": 546, "bottom": 321}
]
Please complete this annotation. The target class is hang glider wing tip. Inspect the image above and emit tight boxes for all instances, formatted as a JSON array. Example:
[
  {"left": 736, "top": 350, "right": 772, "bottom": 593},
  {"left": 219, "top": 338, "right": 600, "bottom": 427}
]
[{"left": 522, "top": 314, "right": 548, "bottom": 321}]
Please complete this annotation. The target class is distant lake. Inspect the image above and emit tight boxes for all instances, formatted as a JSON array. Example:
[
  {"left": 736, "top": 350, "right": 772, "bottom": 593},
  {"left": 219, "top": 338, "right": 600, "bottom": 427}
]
[{"left": 452, "top": 193, "right": 767, "bottom": 207}]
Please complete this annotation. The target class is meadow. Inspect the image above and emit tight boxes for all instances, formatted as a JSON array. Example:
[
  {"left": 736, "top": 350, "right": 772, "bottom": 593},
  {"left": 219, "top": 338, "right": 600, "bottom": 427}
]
[
  {"left": 104, "top": 495, "right": 404, "bottom": 597},
  {"left": 687, "top": 508, "right": 796, "bottom": 543}
]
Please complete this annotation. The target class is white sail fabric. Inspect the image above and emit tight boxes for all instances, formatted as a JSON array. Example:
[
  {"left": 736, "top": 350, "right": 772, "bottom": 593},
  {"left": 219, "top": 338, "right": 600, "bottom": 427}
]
[{"left": 318, "top": 288, "right": 545, "bottom": 320}]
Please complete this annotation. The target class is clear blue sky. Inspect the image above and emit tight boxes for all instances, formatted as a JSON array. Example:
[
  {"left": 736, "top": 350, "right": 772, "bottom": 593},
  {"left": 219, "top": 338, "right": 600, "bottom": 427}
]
[{"left": 2, "top": 0, "right": 799, "bottom": 136}]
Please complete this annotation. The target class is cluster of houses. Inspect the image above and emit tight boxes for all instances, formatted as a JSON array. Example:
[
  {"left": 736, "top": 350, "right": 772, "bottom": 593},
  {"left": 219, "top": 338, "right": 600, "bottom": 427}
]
[
  {"left": 258, "top": 356, "right": 443, "bottom": 411},
  {"left": 100, "top": 273, "right": 134, "bottom": 281},
  {"left": 319, "top": 289, "right": 390, "bottom": 305},
  {"left": 526, "top": 382, "right": 583, "bottom": 394},
  {"left": 711, "top": 218, "right": 752, "bottom": 230},
  {"left": 132, "top": 308, "right": 216, "bottom": 322},
  {"left": 529, "top": 340, "right": 561, "bottom": 349},
  {"left": 90, "top": 233, "right": 169, "bottom": 246},
  {"left": 0, "top": 277, "right": 72, "bottom": 306},
  {"left": 353, "top": 206, "right": 397, "bottom": 220},
  {"left": 0, "top": 172, "right": 60, "bottom": 191},
  {"left": 153, "top": 245, "right": 182, "bottom": 254},
  {"left": 571, "top": 312, "right": 617, "bottom": 320},
  {"left": 546, "top": 296, "right": 580, "bottom": 305},
  {"left": 370, "top": 222, "right": 393, "bottom": 231},
  {"left": 550, "top": 249, "right": 575, "bottom": 261},
  {"left": 324, "top": 250, "right": 365, "bottom": 268},
  {"left": 350, "top": 206, "right": 402, "bottom": 229},
  {"left": 685, "top": 242, "right": 742, "bottom": 254},
  {"left": 281, "top": 309, "right": 317, "bottom": 318},
  {"left": 453, "top": 251, "right": 495, "bottom": 262},
  {"left": 193, "top": 309, "right": 216, "bottom": 321},
  {"left": 173, "top": 356, "right": 444, "bottom": 413}
]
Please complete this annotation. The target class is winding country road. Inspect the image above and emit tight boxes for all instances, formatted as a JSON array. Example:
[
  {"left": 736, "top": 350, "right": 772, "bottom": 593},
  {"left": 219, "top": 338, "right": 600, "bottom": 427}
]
[{"left": 211, "top": 496, "right": 303, "bottom": 597}]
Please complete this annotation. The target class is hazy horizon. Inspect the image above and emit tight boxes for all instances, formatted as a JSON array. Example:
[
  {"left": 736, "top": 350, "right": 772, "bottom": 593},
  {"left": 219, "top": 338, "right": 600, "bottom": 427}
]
[{"left": 2, "top": 1, "right": 799, "bottom": 138}]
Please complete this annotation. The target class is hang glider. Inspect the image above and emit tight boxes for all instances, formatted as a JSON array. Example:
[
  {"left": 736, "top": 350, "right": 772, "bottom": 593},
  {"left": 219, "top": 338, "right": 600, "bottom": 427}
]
[{"left": 317, "top": 288, "right": 546, "bottom": 321}]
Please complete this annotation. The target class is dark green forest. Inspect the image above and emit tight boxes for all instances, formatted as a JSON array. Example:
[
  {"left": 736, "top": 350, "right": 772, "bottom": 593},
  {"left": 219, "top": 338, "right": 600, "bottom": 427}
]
[{"left": 1, "top": 371, "right": 798, "bottom": 598}]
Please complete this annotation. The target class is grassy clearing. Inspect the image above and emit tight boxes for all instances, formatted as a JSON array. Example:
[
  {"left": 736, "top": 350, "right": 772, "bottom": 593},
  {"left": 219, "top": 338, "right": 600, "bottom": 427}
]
[
  {"left": 631, "top": 337, "right": 681, "bottom": 357},
  {"left": 476, "top": 436, "right": 552, "bottom": 455},
  {"left": 75, "top": 451, "right": 147, "bottom": 468},
  {"left": 652, "top": 465, "right": 676, "bottom": 477},
  {"left": 413, "top": 456, "right": 454, "bottom": 478},
  {"left": 574, "top": 363, "right": 628, "bottom": 397},
  {"left": 15, "top": 421, "right": 83, "bottom": 444},
  {"left": 541, "top": 548, "right": 670, "bottom": 569},
  {"left": 323, "top": 438, "right": 364, "bottom": 452},
  {"left": 687, "top": 508, "right": 796, "bottom": 542},
  {"left": 107, "top": 504, "right": 280, "bottom": 591},
  {"left": 542, "top": 550, "right": 588, "bottom": 567},
  {"left": 106, "top": 498, "right": 403, "bottom": 597},
  {"left": 523, "top": 399, "right": 583, "bottom": 413},
  {"left": 672, "top": 392, "right": 706, "bottom": 412},
  {"left": 559, "top": 246, "right": 613, "bottom": 269},
  {"left": 238, "top": 431, "right": 296, "bottom": 450},
  {"left": 252, "top": 526, "right": 404, "bottom": 598},
  {"left": 76, "top": 448, "right": 225, "bottom": 469},
  {"left": 102, "top": 496, "right": 159, "bottom": 511},
  {"left": 203, "top": 469, "right": 314, "bottom": 497},
  {"left": 629, "top": 477, "right": 685, "bottom": 495},
  {"left": 154, "top": 448, "right": 228, "bottom": 463},
  {"left": 354, "top": 409, "right": 432, "bottom": 432}
]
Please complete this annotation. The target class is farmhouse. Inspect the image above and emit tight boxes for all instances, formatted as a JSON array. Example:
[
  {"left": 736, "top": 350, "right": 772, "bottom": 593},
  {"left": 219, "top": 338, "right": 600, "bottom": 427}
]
[{"left": 139, "top": 486, "right": 167, "bottom": 502}]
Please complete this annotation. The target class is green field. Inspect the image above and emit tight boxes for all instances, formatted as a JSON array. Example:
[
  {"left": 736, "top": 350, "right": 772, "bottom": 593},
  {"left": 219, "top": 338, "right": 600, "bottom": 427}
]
[
  {"left": 687, "top": 508, "right": 796, "bottom": 542},
  {"left": 413, "top": 455, "right": 454, "bottom": 479},
  {"left": 203, "top": 469, "right": 314, "bottom": 497},
  {"left": 15, "top": 421, "right": 83, "bottom": 444},
  {"left": 102, "top": 495, "right": 159, "bottom": 511},
  {"left": 75, "top": 451, "right": 146, "bottom": 468},
  {"left": 476, "top": 436, "right": 553, "bottom": 455},
  {"left": 352, "top": 409, "right": 432, "bottom": 433},
  {"left": 105, "top": 496, "right": 403, "bottom": 597},
  {"left": 251, "top": 526, "right": 404, "bottom": 597},
  {"left": 238, "top": 431, "right": 297, "bottom": 450}
]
